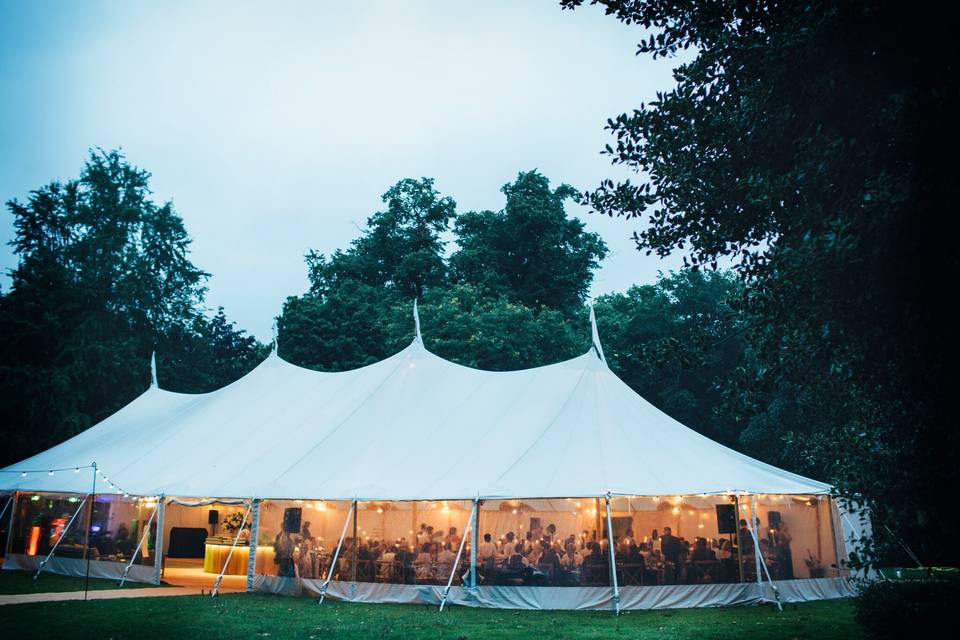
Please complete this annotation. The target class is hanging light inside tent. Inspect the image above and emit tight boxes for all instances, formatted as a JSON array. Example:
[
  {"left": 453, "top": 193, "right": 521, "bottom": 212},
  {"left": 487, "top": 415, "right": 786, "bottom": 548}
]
[
  {"left": 48, "top": 470, "right": 53, "bottom": 476},
  {"left": 74, "top": 468, "right": 80, "bottom": 473},
  {"left": 20, "top": 472, "right": 26, "bottom": 477}
]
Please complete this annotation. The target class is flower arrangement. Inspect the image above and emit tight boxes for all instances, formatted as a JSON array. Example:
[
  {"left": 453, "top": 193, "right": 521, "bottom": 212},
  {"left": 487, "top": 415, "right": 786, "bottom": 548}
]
[{"left": 222, "top": 512, "right": 250, "bottom": 533}]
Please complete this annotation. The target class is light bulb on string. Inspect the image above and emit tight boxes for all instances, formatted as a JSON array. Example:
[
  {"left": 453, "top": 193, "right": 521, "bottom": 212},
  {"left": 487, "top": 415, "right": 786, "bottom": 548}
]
[
  {"left": 48, "top": 470, "right": 53, "bottom": 476},
  {"left": 20, "top": 472, "right": 26, "bottom": 478}
]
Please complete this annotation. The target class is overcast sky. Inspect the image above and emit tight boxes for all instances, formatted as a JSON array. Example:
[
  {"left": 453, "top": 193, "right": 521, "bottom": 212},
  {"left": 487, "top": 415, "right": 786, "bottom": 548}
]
[{"left": 0, "top": 0, "right": 688, "bottom": 340}]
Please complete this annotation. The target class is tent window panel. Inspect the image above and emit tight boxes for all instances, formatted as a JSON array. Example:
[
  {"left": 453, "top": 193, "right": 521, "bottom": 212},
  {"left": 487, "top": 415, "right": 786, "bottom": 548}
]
[
  {"left": 10, "top": 492, "right": 90, "bottom": 559},
  {"left": 89, "top": 494, "right": 156, "bottom": 566},
  {"left": 753, "top": 494, "right": 841, "bottom": 579},
  {"left": 476, "top": 498, "right": 608, "bottom": 588},
  {"left": 254, "top": 499, "right": 350, "bottom": 580},
  {"left": 354, "top": 500, "right": 472, "bottom": 585}
]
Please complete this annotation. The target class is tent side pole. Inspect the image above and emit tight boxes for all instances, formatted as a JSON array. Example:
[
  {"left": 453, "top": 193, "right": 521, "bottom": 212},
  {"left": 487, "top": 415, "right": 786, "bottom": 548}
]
[
  {"left": 153, "top": 497, "right": 166, "bottom": 585},
  {"left": 4, "top": 490, "right": 17, "bottom": 557},
  {"left": 744, "top": 496, "right": 782, "bottom": 611},
  {"left": 826, "top": 496, "right": 841, "bottom": 576},
  {"left": 604, "top": 493, "right": 621, "bottom": 615},
  {"left": 439, "top": 499, "right": 477, "bottom": 612},
  {"left": 212, "top": 501, "right": 252, "bottom": 597},
  {"left": 246, "top": 499, "right": 261, "bottom": 592},
  {"left": 0, "top": 494, "right": 12, "bottom": 532},
  {"left": 734, "top": 494, "right": 744, "bottom": 583},
  {"left": 469, "top": 498, "right": 479, "bottom": 590},
  {"left": 119, "top": 500, "right": 160, "bottom": 587},
  {"left": 351, "top": 503, "right": 358, "bottom": 583},
  {"left": 33, "top": 496, "right": 88, "bottom": 579},
  {"left": 319, "top": 499, "right": 355, "bottom": 604}
]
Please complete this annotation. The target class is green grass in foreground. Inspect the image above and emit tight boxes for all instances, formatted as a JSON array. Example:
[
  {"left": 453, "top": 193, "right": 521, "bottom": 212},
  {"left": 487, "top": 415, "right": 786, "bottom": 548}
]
[
  {"left": 0, "top": 591, "right": 861, "bottom": 640},
  {"left": 0, "top": 569, "right": 160, "bottom": 595}
]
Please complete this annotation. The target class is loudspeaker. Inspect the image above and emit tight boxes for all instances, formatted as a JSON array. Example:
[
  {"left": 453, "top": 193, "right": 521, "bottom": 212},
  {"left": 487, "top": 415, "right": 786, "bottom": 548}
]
[
  {"left": 283, "top": 507, "right": 302, "bottom": 534},
  {"left": 208, "top": 509, "right": 219, "bottom": 525},
  {"left": 716, "top": 504, "right": 737, "bottom": 534},
  {"left": 768, "top": 511, "right": 782, "bottom": 528}
]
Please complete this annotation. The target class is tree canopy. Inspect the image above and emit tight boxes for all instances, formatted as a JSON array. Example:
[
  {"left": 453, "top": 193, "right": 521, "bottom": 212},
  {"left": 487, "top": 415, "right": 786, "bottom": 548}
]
[
  {"left": 562, "top": 0, "right": 958, "bottom": 566},
  {"left": 0, "top": 150, "right": 268, "bottom": 465}
]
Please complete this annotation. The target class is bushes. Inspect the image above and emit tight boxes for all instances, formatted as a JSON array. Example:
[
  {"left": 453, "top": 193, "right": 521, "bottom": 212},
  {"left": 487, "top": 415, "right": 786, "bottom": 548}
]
[{"left": 855, "top": 579, "right": 959, "bottom": 640}]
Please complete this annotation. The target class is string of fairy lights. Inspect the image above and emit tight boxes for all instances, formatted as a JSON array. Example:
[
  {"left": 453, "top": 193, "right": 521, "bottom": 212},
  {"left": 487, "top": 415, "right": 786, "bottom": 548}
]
[{"left": 0, "top": 464, "right": 159, "bottom": 500}]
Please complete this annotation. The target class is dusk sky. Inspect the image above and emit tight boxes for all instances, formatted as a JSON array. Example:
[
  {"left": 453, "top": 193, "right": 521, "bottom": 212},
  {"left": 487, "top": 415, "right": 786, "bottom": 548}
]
[{"left": 0, "top": 0, "right": 689, "bottom": 340}]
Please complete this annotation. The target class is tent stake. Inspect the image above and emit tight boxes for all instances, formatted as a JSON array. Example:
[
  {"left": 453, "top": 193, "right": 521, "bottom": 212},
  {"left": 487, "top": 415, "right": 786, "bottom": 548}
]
[
  {"left": 604, "top": 493, "right": 621, "bottom": 615},
  {"left": 212, "top": 501, "right": 253, "bottom": 597},
  {"left": 33, "top": 496, "right": 88, "bottom": 580},
  {"left": 318, "top": 499, "right": 355, "bottom": 604},
  {"left": 119, "top": 499, "right": 160, "bottom": 587},
  {"left": 439, "top": 499, "right": 478, "bottom": 612}
]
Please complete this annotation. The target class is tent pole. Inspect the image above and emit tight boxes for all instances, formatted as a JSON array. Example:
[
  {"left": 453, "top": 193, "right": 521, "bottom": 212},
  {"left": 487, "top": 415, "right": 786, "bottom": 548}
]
[
  {"left": 4, "top": 490, "right": 17, "bottom": 558},
  {"left": 212, "top": 501, "right": 252, "bottom": 597},
  {"left": 246, "top": 499, "right": 261, "bottom": 593},
  {"left": 469, "top": 497, "right": 480, "bottom": 591},
  {"left": 351, "top": 502, "right": 358, "bottom": 583},
  {"left": 119, "top": 499, "right": 160, "bottom": 587},
  {"left": 0, "top": 494, "right": 12, "bottom": 532},
  {"left": 319, "top": 499, "right": 355, "bottom": 604},
  {"left": 33, "top": 496, "right": 88, "bottom": 580},
  {"left": 153, "top": 497, "right": 166, "bottom": 585},
  {"left": 743, "top": 496, "right": 782, "bottom": 611},
  {"left": 440, "top": 499, "right": 477, "bottom": 612},
  {"left": 826, "top": 496, "right": 841, "bottom": 577},
  {"left": 83, "top": 464, "right": 97, "bottom": 600},
  {"left": 604, "top": 493, "right": 621, "bottom": 615},
  {"left": 733, "top": 494, "right": 744, "bottom": 583}
]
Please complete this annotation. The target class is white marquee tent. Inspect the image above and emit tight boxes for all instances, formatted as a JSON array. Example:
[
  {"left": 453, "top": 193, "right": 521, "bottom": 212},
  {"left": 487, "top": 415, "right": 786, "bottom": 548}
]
[{"left": 0, "top": 307, "right": 861, "bottom": 610}]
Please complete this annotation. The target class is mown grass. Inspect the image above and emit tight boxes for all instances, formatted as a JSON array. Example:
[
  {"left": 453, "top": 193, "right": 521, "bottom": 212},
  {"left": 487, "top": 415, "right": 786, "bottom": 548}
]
[
  {"left": 0, "top": 569, "right": 160, "bottom": 595},
  {"left": 0, "top": 589, "right": 861, "bottom": 640}
]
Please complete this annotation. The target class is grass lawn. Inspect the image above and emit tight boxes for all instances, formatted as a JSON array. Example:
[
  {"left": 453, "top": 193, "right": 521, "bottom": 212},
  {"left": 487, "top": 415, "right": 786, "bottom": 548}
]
[
  {"left": 0, "top": 569, "right": 161, "bottom": 595},
  {"left": 0, "top": 590, "right": 862, "bottom": 640}
]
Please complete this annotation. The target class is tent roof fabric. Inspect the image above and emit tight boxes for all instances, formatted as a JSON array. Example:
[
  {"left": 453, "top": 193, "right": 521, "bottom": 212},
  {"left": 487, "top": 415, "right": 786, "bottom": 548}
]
[{"left": 0, "top": 339, "right": 830, "bottom": 500}]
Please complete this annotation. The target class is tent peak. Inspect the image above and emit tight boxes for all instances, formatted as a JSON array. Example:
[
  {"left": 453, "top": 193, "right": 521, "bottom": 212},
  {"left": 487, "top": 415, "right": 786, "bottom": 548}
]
[
  {"left": 149, "top": 351, "right": 158, "bottom": 389},
  {"left": 590, "top": 305, "right": 606, "bottom": 364},
  {"left": 412, "top": 298, "right": 423, "bottom": 344}
]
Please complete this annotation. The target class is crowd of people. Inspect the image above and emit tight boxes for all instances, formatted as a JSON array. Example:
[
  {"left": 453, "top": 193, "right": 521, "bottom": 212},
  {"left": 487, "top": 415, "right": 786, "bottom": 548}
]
[{"left": 270, "top": 517, "right": 797, "bottom": 586}]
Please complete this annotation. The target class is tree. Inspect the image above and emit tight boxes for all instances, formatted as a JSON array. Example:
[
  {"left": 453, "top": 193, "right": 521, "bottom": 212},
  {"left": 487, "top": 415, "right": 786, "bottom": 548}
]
[
  {"left": 594, "top": 269, "right": 748, "bottom": 448},
  {"left": 0, "top": 149, "right": 265, "bottom": 465},
  {"left": 310, "top": 178, "right": 455, "bottom": 300},
  {"left": 451, "top": 171, "right": 607, "bottom": 314},
  {"left": 562, "top": 0, "right": 959, "bottom": 565}
]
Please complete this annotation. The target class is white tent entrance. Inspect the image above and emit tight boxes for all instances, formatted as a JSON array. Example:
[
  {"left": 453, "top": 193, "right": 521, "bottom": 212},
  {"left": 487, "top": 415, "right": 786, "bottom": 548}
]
[{"left": 1, "top": 307, "right": 859, "bottom": 609}]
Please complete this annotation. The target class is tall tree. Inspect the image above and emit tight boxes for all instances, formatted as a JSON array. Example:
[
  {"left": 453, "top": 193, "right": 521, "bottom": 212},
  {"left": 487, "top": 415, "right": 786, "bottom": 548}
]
[
  {"left": 0, "top": 150, "right": 265, "bottom": 465},
  {"left": 562, "top": 0, "right": 958, "bottom": 565},
  {"left": 451, "top": 171, "right": 607, "bottom": 314}
]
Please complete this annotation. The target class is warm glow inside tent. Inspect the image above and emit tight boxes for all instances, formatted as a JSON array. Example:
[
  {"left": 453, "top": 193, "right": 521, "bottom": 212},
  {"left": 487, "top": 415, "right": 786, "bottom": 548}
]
[{"left": 0, "top": 308, "right": 863, "bottom": 610}]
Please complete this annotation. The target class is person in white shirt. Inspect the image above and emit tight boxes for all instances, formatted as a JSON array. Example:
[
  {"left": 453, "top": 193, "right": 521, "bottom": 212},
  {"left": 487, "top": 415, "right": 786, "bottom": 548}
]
[{"left": 478, "top": 533, "right": 498, "bottom": 561}]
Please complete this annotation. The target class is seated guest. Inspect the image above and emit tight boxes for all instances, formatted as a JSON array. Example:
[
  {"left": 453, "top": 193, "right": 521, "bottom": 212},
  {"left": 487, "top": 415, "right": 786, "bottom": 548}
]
[
  {"left": 523, "top": 531, "right": 535, "bottom": 554},
  {"left": 446, "top": 527, "right": 461, "bottom": 548},
  {"left": 692, "top": 537, "right": 716, "bottom": 562},
  {"left": 507, "top": 542, "right": 528, "bottom": 570},
  {"left": 499, "top": 532, "right": 516, "bottom": 559},
  {"left": 478, "top": 533, "right": 498, "bottom": 561},
  {"left": 539, "top": 540, "right": 561, "bottom": 572},
  {"left": 435, "top": 542, "right": 457, "bottom": 581},
  {"left": 562, "top": 542, "right": 578, "bottom": 569}
]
